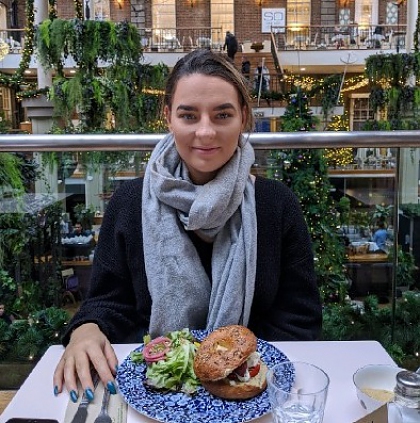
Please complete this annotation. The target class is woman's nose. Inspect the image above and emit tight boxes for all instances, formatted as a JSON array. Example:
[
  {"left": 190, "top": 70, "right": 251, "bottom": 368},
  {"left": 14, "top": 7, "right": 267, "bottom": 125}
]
[{"left": 195, "top": 118, "right": 216, "bottom": 138}]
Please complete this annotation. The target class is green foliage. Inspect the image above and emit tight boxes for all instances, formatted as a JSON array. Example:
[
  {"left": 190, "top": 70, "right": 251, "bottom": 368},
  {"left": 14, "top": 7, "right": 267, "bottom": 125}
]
[
  {"left": 36, "top": 18, "right": 167, "bottom": 132},
  {"left": 0, "top": 307, "right": 69, "bottom": 362},
  {"left": 400, "top": 203, "right": 420, "bottom": 217},
  {"left": 387, "top": 247, "right": 417, "bottom": 288},
  {"left": 370, "top": 204, "right": 393, "bottom": 226},
  {"left": 337, "top": 196, "right": 351, "bottom": 226},
  {"left": 365, "top": 53, "right": 420, "bottom": 85},
  {"left": 322, "top": 292, "right": 420, "bottom": 369},
  {"left": 365, "top": 52, "right": 420, "bottom": 124},
  {"left": 73, "top": 203, "right": 95, "bottom": 229},
  {"left": 0, "top": 153, "right": 25, "bottom": 195},
  {"left": 270, "top": 88, "right": 347, "bottom": 301}
]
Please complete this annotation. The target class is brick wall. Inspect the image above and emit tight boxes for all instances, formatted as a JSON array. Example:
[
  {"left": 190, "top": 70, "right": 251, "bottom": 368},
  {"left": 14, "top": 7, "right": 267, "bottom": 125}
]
[{"left": 15, "top": 0, "right": 408, "bottom": 39}]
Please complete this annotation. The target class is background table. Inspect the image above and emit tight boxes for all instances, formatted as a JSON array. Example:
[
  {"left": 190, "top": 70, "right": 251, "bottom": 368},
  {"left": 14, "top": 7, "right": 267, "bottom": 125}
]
[{"left": 0, "top": 341, "right": 396, "bottom": 423}]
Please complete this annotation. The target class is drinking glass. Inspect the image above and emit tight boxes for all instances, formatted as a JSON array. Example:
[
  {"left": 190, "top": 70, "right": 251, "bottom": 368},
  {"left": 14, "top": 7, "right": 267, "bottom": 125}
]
[{"left": 266, "top": 361, "right": 330, "bottom": 423}]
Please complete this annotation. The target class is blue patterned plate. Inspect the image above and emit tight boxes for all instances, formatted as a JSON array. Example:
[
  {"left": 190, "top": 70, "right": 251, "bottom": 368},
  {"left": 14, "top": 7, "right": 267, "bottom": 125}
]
[{"left": 116, "top": 330, "right": 292, "bottom": 423}]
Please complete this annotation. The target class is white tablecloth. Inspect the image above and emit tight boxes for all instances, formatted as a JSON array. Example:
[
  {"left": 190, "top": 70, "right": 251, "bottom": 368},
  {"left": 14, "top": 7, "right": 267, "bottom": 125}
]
[{"left": 0, "top": 341, "right": 396, "bottom": 423}]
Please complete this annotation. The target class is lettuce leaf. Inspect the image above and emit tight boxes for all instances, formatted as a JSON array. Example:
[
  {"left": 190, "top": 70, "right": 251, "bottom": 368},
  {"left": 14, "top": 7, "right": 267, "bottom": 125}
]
[{"left": 132, "top": 328, "right": 200, "bottom": 395}]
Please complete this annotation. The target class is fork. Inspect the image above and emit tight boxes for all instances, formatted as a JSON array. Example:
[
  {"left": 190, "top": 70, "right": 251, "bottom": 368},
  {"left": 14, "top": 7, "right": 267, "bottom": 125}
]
[{"left": 93, "top": 387, "right": 112, "bottom": 423}]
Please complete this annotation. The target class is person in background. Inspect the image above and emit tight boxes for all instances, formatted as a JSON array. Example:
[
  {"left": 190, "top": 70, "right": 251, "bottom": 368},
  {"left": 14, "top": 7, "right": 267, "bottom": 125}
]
[
  {"left": 254, "top": 62, "right": 270, "bottom": 93},
  {"left": 0, "top": 302, "right": 15, "bottom": 325},
  {"left": 372, "top": 22, "right": 385, "bottom": 48},
  {"left": 241, "top": 56, "right": 251, "bottom": 81},
  {"left": 372, "top": 221, "right": 389, "bottom": 253},
  {"left": 68, "top": 222, "right": 93, "bottom": 237},
  {"left": 223, "top": 31, "right": 238, "bottom": 60},
  {"left": 53, "top": 49, "right": 322, "bottom": 404}
]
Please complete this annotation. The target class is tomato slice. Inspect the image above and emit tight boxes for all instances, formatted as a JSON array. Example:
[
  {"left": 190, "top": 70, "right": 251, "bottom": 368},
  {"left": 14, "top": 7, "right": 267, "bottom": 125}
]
[
  {"left": 143, "top": 336, "right": 171, "bottom": 363},
  {"left": 248, "top": 363, "right": 260, "bottom": 378}
]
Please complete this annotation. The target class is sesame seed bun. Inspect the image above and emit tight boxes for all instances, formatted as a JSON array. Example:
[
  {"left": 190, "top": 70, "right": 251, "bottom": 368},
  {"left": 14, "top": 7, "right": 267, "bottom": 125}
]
[{"left": 193, "top": 325, "right": 267, "bottom": 400}]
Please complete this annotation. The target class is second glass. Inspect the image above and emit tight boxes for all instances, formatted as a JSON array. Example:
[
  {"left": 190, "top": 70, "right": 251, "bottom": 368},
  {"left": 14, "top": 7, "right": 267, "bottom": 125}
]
[{"left": 266, "top": 361, "right": 330, "bottom": 423}]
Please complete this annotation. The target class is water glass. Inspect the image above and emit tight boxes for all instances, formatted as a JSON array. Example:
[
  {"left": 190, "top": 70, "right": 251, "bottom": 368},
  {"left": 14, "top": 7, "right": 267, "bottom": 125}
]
[{"left": 266, "top": 361, "right": 330, "bottom": 423}]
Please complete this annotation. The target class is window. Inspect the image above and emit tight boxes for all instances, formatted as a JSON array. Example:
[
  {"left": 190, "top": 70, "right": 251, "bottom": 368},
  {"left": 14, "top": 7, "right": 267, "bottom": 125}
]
[
  {"left": 338, "top": 8, "right": 351, "bottom": 27},
  {"left": 152, "top": 0, "right": 176, "bottom": 48},
  {"left": 349, "top": 94, "right": 374, "bottom": 131},
  {"left": 355, "top": 0, "right": 378, "bottom": 29},
  {"left": 386, "top": 2, "right": 399, "bottom": 25},
  {"left": 1, "top": 87, "right": 12, "bottom": 122},
  {"left": 0, "top": 4, "right": 7, "bottom": 41},
  {"left": 211, "top": 0, "right": 234, "bottom": 45},
  {"left": 152, "top": 0, "right": 176, "bottom": 29},
  {"left": 286, "top": 0, "right": 311, "bottom": 28},
  {"left": 84, "top": 0, "right": 111, "bottom": 21}
]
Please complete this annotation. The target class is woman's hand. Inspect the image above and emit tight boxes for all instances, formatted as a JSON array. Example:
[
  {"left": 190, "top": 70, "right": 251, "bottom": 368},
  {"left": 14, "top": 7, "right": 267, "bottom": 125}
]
[{"left": 53, "top": 323, "right": 118, "bottom": 402}]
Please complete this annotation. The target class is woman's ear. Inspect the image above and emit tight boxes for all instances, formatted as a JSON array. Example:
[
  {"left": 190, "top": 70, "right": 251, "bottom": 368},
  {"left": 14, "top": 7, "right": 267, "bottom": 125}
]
[
  {"left": 164, "top": 105, "right": 172, "bottom": 130},
  {"left": 241, "top": 106, "right": 248, "bottom": 131}
]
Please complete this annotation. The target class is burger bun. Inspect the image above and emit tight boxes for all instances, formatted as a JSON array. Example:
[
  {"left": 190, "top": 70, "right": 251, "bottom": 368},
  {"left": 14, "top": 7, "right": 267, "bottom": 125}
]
[{"left": 201, "top": 360, "right": 268, "bottom": 400}]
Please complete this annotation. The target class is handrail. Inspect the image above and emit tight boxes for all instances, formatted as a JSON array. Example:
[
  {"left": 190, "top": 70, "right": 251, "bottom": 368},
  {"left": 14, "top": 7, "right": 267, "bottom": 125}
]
[{"left": 0, "top": 131, "right": 419, "bottom": 152}]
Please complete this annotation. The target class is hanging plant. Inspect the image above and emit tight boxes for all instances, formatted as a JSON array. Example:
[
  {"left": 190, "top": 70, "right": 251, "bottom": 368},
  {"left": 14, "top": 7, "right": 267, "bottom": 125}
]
[
  {"left": 0, "top": 153, "right": 25, "bottom": 195},
  {"left": 35, "top": 18, "right": 151, "bottom": 132},
  {"left": 369, "top": 87, "right": 388, "bottom": 111},
  {"left": 388, "top": 86, "right": 401, "bottom": 111}
]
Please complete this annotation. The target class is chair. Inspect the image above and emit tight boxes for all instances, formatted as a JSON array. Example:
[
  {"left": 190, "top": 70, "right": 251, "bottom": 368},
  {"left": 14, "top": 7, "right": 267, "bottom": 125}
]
[
  {"left": 346, "top": 263, "right": 363, "bottom": 296},
  {"left": 371, "top": 262, "right": 393, "bottom": 299},
  {"left": 62, "top": 268, "right": 82, "bottom": 304},
  {"left": 306, "top": 32, "right": 319, "bottom": 49}
]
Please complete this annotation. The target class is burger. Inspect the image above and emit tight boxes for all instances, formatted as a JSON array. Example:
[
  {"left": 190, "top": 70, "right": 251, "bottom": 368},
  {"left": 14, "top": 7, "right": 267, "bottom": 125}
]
[{"left": 193, "top": 325, "right": 268, "bottom": 400}]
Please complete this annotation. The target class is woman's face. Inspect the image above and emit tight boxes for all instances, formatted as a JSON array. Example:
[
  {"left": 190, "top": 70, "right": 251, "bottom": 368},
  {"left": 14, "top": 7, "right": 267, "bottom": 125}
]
[{"left": 164, "top": 74, "right": 247, "bottom": 185}]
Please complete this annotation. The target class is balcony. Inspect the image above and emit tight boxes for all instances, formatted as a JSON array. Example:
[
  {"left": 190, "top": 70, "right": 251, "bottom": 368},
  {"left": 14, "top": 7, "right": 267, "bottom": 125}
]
[{"left": 0, "top": 24, "right": 407, "bottom": 76}]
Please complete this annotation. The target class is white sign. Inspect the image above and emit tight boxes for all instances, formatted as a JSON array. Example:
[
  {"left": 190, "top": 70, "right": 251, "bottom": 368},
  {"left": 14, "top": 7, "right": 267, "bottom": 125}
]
[{"left": 262, "top": 8, "right": 286, "bottom": 33}]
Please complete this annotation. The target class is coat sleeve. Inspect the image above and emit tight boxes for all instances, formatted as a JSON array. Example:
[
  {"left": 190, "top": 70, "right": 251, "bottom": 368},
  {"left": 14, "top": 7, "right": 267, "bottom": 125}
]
[{"left": 62, "top": 179, "right": 149, "bottom": 345}]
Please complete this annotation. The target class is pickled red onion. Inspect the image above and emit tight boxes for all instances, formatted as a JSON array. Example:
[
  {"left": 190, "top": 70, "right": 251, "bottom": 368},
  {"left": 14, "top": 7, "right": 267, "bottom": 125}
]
[{"left": 143, "top": 336, "right": 171, "bottom": 363}]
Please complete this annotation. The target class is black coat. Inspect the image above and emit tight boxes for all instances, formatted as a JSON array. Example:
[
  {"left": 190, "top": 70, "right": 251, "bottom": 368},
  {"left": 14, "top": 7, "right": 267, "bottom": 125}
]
[{"left": 63, "top": 176, "right": 322, "bottom": 344}]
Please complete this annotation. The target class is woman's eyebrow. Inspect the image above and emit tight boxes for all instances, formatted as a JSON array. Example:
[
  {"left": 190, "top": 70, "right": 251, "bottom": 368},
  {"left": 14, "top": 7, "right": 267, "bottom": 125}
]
[
  {"left": 176, "top": 104, "right": 195, "bottom": 112},
  {"left": 176, "top": 103, "right": 236, "bottom": 112},
  {"left": 214, "top": 103, "right": 235, "bottom": 110}
]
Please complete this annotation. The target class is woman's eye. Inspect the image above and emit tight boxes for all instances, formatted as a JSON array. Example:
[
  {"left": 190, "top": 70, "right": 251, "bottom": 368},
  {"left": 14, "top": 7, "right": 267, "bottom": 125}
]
[
  {"left": 179, "top": 113, "right": 195, "bottom": 120},
  {"left": 217, "top": 112, "right": 231, "bottom": 119}
]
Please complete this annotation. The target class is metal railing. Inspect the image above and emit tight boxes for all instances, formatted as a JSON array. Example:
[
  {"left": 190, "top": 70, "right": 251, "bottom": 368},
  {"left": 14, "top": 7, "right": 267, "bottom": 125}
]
[
  {"left": 0, "top": 131, "right": 419, "bottom": 152},
  {"left": 1, "top": 131, "right": 420, "bottom": 326},
  {"left": 270, "top": 24, "right": 407, "bottom": 52},
  {"left": 142, "top": 27, "right": 224, "bottom": 52}
]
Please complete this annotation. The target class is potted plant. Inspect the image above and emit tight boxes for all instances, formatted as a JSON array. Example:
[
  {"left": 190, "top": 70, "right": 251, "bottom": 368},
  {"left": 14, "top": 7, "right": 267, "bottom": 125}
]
[
  {"left": 387, "top": 247, "right": 417, "bottom": 297},
  {"left": 251, "top": 42, "right": 264, "bottom": 52},
  {"left": 0, "top": 307, "right": 69, "bottom": 389},
  {"left": 73, "top": 204, "right": 95, "bottom": 230}
]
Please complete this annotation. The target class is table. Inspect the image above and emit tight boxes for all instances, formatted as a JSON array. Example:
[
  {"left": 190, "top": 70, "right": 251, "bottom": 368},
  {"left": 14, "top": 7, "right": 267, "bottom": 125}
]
[
  {"left": 0, "top": 341, "right": 396, "bottom": 423},
  {"left": 347, "top": 253, "right": 389, "bottom": 263},
  {"left": 346, "top": 253, "right": 391, "bottom": 296}
]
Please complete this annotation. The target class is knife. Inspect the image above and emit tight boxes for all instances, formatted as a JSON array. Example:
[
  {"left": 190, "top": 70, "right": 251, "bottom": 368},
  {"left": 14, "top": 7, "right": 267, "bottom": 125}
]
[{"left": 70, "top": 373, "right": 100, "bottom": 423}]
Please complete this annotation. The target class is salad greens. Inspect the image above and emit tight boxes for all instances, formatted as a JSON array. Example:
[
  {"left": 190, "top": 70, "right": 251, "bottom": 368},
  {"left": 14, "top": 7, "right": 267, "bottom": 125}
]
[{"left": 130, "top": 328, "right": 200, "bottom": 395}]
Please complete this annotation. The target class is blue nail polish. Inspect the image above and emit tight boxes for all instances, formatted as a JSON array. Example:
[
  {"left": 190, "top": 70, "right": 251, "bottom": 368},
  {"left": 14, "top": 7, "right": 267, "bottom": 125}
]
[
  {"left": 70, "top": 390, "right": 79, "bottom": 403},
  {"left": 85, "top": 388, "right": 94, "bottom": 401},
  {"left": 53, "top": 385, "right": 59, "bottom": 396},
  {"left": 107, "top": 381, "right": 117, "bottom": 395}
]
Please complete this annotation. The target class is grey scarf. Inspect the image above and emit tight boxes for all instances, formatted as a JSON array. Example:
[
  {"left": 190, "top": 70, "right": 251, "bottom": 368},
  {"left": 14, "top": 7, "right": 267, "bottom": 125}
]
[{"left": 142, "top": 133, "right": 257, "bottom": 338}]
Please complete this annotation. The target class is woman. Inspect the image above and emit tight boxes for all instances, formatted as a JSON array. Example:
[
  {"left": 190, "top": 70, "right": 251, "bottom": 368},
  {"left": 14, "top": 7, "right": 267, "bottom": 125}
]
[{"left": 53, "top": 49, "right": 322, "bottom": 403}]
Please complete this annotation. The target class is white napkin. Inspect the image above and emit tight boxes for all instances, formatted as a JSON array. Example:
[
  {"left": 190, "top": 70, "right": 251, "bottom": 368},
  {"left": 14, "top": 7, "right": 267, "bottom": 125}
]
[{"left": 64, "top": 383, "right": 127, "bottom": 423}]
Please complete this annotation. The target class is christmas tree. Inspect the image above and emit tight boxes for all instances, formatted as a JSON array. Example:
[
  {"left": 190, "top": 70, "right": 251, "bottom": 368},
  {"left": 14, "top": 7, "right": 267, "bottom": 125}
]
[
  {"left": 270, "top": 88, "right": 348, "bottom": 302},
  {"left": 324, "top": 114, "right": 354, "bottom": 169}
]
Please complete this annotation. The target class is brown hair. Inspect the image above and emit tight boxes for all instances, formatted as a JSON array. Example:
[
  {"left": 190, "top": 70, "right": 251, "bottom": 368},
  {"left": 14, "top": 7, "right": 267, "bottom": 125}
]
[{"left": 164, "top": 49, "right": 254, "bottom": 132}]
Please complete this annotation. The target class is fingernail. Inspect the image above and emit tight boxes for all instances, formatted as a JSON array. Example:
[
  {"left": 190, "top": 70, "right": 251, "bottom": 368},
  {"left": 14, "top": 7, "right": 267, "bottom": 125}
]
[
  {"left": 53, "top": 385, "right": 59, "bottom": 396},
  {"left": 70, "top": 390, "right": 79, "bottom": 403},
  {"left": 115, "top": 364, "right": 119, "bottom": 372},
  {"left": 107, "top": 381, "right": 117, "bottom": 395},
  {"left": 85, "top": 388, "right": 94, "bottom": 401}
]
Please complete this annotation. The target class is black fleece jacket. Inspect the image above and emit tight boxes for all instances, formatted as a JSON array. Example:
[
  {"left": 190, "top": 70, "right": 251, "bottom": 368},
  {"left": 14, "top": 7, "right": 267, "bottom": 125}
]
[{"left": 62, "top": 176, "right": 322, "bottom": 345}]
